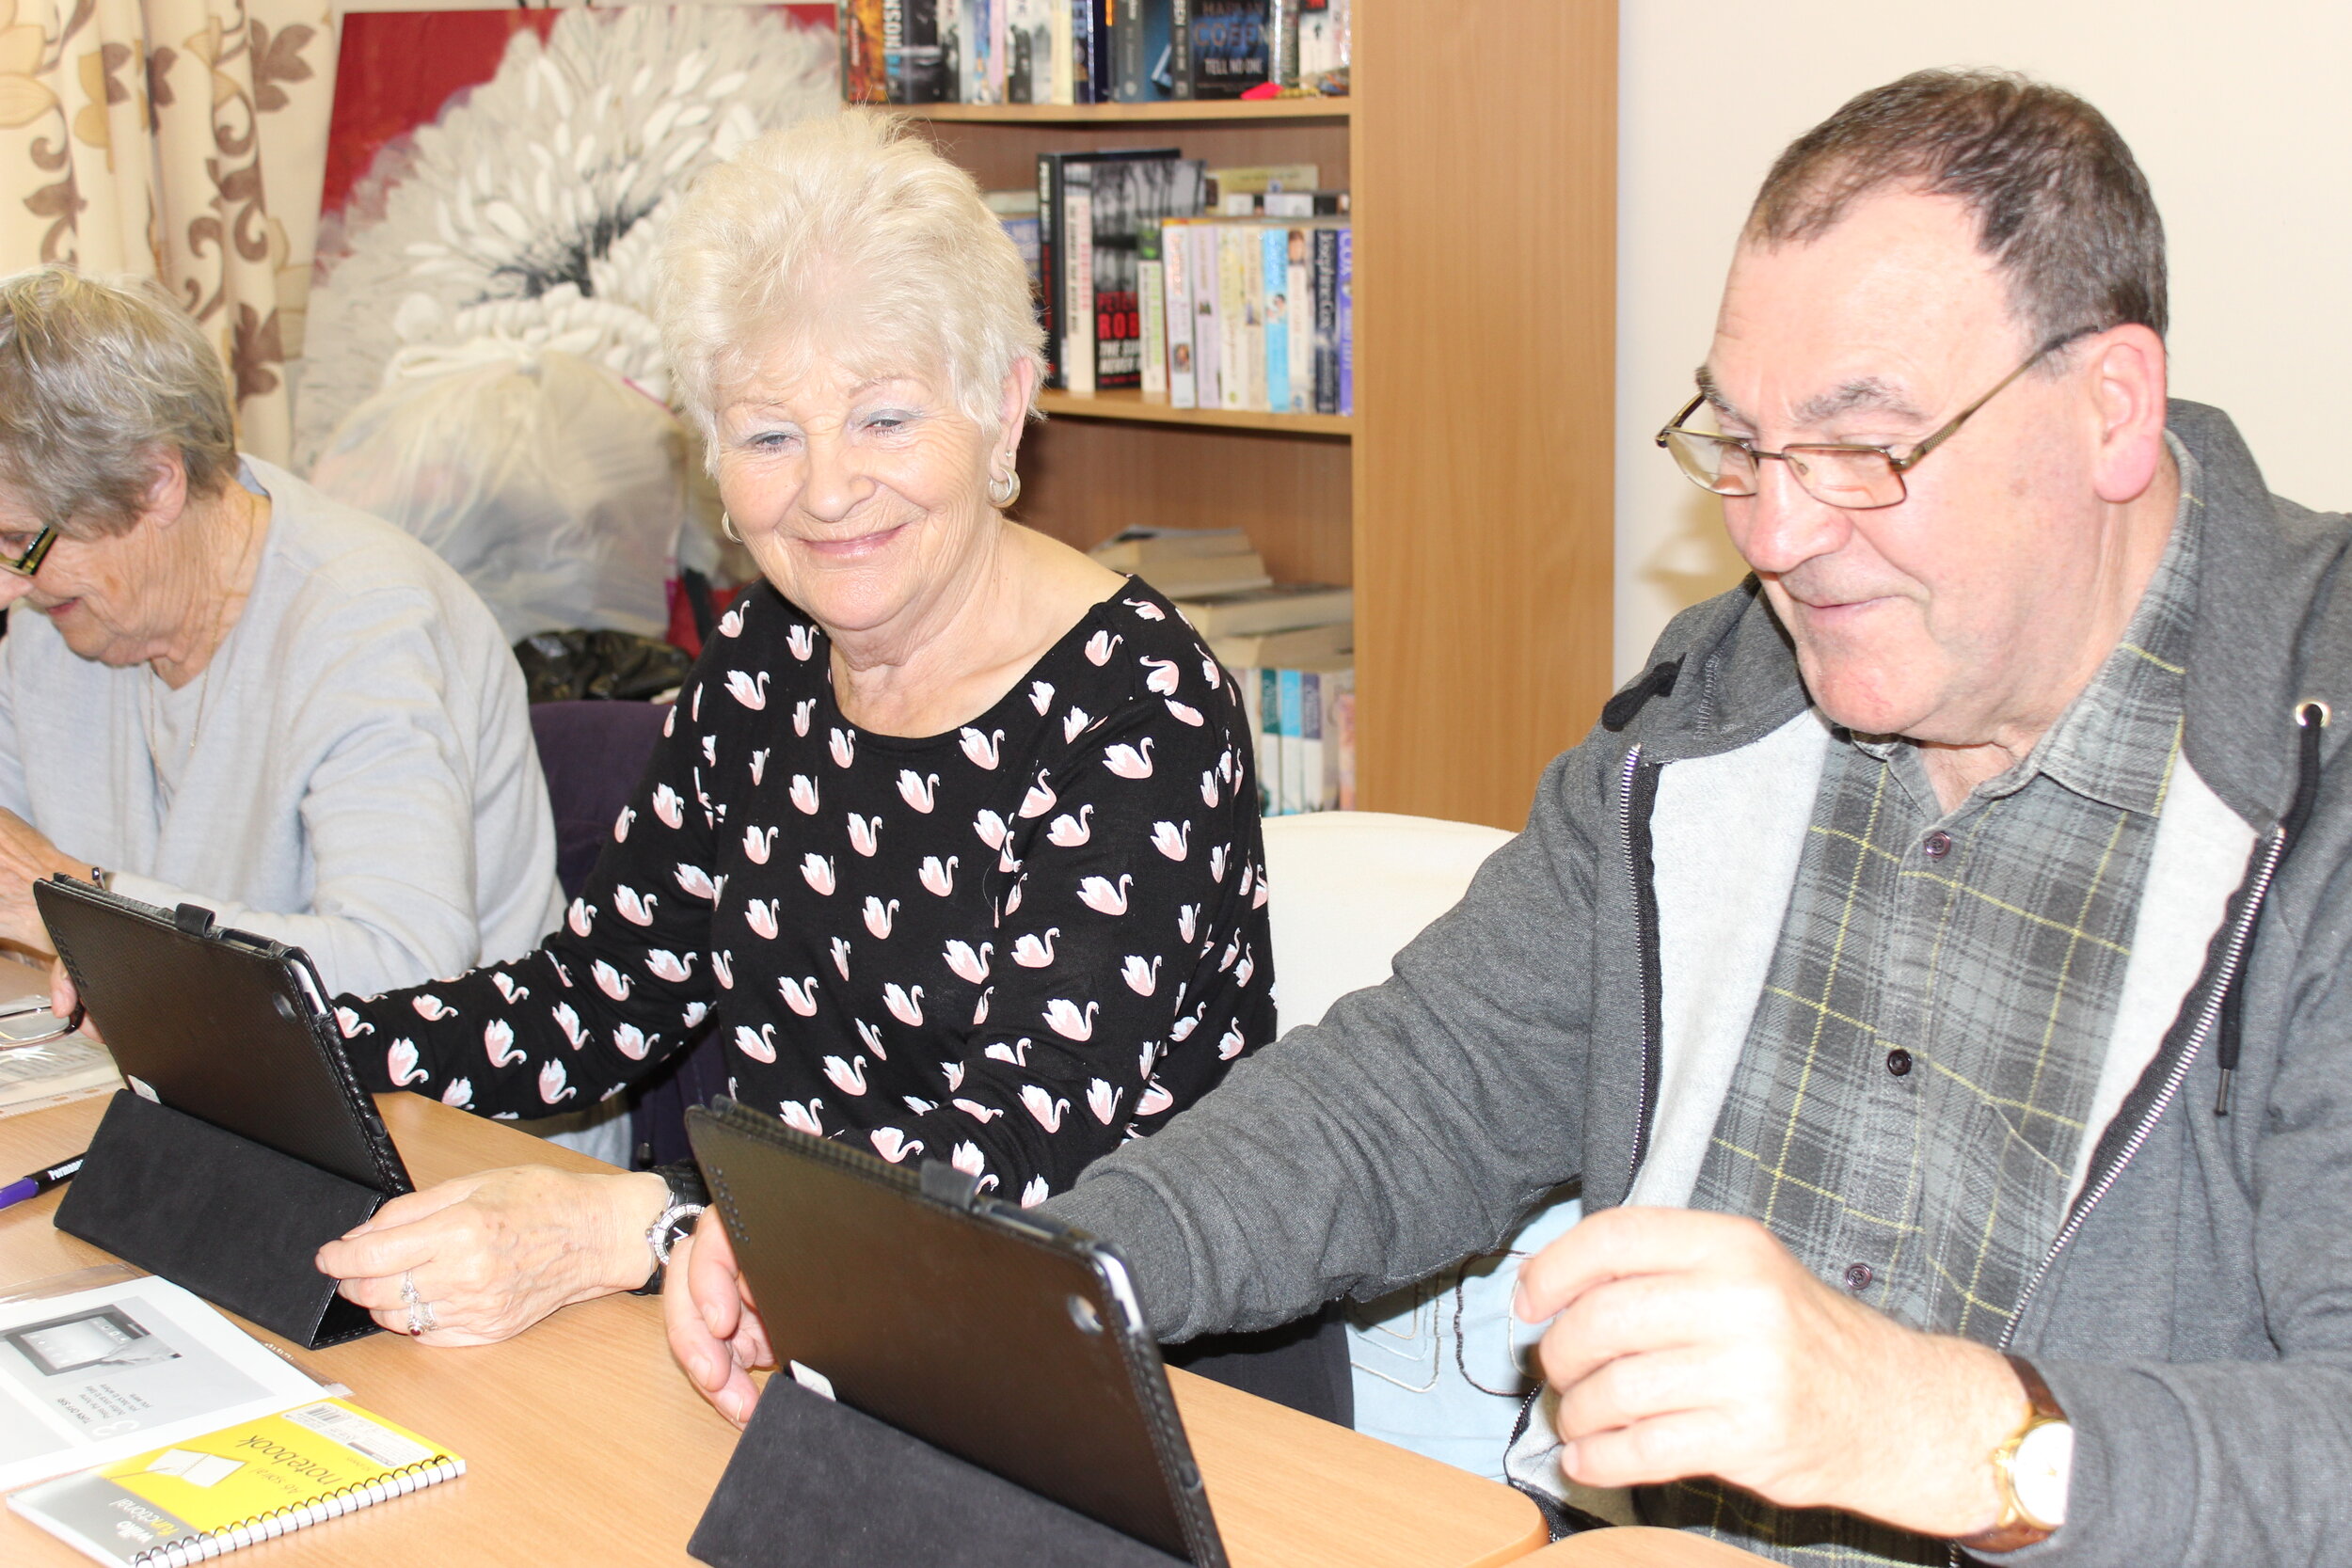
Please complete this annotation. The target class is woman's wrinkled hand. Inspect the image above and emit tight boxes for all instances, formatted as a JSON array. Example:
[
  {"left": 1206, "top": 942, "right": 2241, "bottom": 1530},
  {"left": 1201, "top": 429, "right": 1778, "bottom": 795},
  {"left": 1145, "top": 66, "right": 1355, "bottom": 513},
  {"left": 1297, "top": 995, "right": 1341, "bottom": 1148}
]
[
  {"left": 316, "top": 1165, "right": 670, "bottom": 1346},
  {"left": 665, "top": 1213, "right": 772, "bottom": 1426},
  {"left": 0, "top": 809, "right": 92, "bottom": 952}
]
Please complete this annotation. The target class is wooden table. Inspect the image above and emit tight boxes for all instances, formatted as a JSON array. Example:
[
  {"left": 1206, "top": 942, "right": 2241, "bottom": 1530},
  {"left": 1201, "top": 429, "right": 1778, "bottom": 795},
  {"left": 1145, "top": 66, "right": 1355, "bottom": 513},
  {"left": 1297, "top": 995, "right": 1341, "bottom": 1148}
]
[{"left": 0, "top": 1094, "right": 1550, "bottom": 1567}]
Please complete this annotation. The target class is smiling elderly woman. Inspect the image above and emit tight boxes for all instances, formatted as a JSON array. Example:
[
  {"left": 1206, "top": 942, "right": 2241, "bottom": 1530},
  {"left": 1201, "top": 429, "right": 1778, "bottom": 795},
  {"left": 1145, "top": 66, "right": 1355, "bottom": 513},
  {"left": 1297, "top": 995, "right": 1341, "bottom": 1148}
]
[{"left": 320, "top": 113, "right": 1276, "bottom": 1350}]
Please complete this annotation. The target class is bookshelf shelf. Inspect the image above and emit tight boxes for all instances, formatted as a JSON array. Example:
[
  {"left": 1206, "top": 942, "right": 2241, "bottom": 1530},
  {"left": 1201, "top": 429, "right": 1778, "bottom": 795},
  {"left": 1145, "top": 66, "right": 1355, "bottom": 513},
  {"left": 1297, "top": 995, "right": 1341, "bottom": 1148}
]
[
  {"left": 899, "top": 2, "right": 1615, "bottom": 830},
  {"left": 1037, "top": 389, "right": 1353, "bottom": 437},
  {"left": 911, "top": 99, "right": 1351, "bottom": 126}
]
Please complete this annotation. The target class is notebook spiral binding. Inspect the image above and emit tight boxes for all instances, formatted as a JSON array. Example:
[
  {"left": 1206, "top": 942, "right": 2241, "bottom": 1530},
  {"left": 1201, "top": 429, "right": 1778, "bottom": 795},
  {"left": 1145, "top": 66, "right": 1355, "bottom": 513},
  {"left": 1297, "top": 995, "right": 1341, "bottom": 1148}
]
[{"left": 127, "top": 1454, "right": 466, "bottom": 1567}]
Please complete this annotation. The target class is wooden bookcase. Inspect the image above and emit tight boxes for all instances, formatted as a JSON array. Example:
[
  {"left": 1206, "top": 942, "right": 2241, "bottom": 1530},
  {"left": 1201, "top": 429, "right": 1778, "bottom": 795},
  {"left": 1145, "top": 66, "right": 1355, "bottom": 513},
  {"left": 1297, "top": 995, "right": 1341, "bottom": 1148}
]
[{"left": 897, "top": 1, "right": 1614, "bottom": 831}]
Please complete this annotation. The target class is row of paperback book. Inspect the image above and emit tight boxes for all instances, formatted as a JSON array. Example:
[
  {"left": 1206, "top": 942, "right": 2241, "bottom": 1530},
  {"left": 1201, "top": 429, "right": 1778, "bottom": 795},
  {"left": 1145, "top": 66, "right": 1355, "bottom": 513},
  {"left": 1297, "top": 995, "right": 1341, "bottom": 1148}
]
[
  {"left": 1238, "top": 661, "right": 1354, "bottom": 815},
  {"left": 1032, "top": 150, "right": 1350, "bottom": 413},
  {"left": 839, "top": 1, "right": 1350, "bottom": 105}
]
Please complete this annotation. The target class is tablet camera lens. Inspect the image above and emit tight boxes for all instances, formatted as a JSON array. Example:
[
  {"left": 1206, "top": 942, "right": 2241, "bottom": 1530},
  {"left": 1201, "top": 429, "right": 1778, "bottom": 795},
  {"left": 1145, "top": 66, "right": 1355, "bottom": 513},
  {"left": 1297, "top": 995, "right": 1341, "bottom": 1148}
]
[{"left": 1067, "top": 1294, "right": 1104, "bottom": 1335}]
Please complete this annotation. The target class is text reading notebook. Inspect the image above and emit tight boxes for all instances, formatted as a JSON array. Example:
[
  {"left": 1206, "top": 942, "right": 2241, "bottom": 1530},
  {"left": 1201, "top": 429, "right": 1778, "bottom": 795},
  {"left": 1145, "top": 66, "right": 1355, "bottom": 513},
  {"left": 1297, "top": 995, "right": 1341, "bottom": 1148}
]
[{"left": 8, "top": 1398, "right": 463, "bottom": 1566}]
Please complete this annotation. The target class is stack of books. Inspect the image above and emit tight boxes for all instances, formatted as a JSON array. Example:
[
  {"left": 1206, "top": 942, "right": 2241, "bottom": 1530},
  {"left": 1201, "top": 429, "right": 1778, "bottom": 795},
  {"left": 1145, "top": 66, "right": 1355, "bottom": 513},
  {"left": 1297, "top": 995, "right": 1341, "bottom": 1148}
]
[
  {"left": 1027, "top": 148, "right": 1351, "bottom": 413},
  {"left": 1090, "top": 527, "right": 1273, "bottom": 598},
  {"left": 839, "top": 1, "right": 1352, "bottom": 106}
]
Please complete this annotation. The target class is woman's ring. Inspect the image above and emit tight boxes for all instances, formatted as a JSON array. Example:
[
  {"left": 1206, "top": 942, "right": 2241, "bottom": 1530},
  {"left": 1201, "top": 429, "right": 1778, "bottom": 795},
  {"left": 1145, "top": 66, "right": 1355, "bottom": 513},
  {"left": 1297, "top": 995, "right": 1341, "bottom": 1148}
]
[{"left": 401, "top": 1269, "right": 425, "bottom": 1336}]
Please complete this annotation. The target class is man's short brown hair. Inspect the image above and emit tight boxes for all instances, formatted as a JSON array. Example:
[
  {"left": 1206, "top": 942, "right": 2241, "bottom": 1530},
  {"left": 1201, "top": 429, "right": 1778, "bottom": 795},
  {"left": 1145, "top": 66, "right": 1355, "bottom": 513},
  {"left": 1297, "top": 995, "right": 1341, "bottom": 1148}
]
[{"left": 1747, "top": 69, "right": 2166, "bottom": 348}]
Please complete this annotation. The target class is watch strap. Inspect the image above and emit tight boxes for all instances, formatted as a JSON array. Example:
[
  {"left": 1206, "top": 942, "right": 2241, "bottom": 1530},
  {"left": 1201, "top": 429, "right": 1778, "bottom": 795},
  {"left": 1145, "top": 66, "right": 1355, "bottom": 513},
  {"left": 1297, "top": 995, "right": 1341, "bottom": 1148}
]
[{"left": 1958, "top": 1354, "right": 2068, "bottom": 1554}]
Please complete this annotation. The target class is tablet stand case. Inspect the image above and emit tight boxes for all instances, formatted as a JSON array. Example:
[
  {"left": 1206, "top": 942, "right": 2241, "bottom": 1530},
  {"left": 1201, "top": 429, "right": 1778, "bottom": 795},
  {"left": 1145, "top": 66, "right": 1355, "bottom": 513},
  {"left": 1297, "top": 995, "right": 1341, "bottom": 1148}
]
[
  {"left": 56, "top": 1090, "right": 386, "bottom": 1347},
  {"left": 38, "top": 880, "right": 409, "bottom": 1350},
  {"left": 689, "top": 1375, "right": 1185, "bottom": 1568}
]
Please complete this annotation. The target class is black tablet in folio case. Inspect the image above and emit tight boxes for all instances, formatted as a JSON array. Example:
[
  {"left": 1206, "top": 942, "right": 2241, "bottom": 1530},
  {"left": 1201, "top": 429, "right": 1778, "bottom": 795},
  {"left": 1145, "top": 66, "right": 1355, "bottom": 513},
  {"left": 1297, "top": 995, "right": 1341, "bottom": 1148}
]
[
  {"left": 35, "top": 876, "right": 414, "bottom": 1348},
  {"left": 684, "top": 1099, "right": 1226, "bottom": 1568}
]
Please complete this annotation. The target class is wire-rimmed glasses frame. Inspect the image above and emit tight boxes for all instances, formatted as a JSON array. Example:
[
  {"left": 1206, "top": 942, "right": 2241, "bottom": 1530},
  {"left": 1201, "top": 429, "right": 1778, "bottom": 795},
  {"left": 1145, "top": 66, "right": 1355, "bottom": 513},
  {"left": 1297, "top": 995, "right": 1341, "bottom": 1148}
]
[
  {"left": 0, "top": 994, "right": 84, "bottom": 1050},
  {"left": 1654, "top": 328, "right": 2094, "bottom": 511}
]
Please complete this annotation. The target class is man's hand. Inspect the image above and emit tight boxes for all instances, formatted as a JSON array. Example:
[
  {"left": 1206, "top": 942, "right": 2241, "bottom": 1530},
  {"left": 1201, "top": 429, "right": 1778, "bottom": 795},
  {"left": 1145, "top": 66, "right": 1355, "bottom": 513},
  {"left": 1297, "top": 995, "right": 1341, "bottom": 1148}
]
[
  {"left": 0, "top": 810, "right": 91, "bottom": 952},
  {"left": 1515, "top": 1206, "right": 2026, "bottom": 1539},
  {"left": 664, "top": 1214, "right": 772, "bottom": 1426},
  {"left": 315, "top": 1165, "right": 669, "bottom": 1345}
]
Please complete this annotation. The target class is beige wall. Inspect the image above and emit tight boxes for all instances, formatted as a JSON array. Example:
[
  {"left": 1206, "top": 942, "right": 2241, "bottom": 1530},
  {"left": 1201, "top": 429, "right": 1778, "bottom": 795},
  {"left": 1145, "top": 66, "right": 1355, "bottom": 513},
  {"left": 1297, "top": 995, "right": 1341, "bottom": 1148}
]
[{"left": 1615, "top": 3, "right": 2352, "bottom": 680}]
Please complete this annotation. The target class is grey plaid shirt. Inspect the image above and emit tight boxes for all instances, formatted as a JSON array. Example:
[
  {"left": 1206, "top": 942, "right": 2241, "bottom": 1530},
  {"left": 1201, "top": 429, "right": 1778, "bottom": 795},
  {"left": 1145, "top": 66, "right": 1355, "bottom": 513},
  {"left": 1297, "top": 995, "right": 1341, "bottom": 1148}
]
[{"left": 1651, "top": 453, "right": 2202, "bottom": 1564}]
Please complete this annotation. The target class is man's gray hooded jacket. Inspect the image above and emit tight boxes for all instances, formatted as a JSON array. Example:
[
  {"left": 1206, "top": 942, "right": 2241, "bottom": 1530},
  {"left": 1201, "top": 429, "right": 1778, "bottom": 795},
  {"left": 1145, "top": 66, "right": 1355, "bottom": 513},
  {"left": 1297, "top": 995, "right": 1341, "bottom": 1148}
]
[{"left": 1051, "top": 403, "right": 2352, "bottom": 1566}]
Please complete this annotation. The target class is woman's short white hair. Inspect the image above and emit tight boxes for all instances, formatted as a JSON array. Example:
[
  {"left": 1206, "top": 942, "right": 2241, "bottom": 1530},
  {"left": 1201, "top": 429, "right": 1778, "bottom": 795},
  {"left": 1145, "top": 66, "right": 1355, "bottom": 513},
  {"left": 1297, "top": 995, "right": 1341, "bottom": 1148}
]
[
  {"left": 660, "top": 110, "right": 1045, "bottom": 447},
  {"left": 0, "top": 266, "right": 237, "bottom": 536}
]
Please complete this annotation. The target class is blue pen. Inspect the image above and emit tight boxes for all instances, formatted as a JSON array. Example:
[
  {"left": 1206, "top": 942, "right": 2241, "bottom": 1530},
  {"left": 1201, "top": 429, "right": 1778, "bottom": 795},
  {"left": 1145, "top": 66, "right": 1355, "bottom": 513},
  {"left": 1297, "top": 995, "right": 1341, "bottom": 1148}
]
[{"left": 0, "top": 1153, "right": 83, "bottom": 1211}]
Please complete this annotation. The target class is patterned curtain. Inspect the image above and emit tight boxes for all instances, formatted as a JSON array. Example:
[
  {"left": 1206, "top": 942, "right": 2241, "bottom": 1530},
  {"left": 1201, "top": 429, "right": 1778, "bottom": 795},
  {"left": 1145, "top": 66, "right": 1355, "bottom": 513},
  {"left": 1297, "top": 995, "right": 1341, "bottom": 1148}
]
[{"left": 0, "top": 0, "right": 335, "bottom": 464}]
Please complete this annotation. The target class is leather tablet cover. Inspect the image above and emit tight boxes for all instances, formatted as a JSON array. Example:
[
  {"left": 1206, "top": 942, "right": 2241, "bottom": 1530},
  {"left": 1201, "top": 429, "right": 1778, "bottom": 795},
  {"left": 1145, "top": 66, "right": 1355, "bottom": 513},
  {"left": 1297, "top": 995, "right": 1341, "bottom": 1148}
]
[
  {"left": 38, "top": 878, "right": 411, "bottom": 1347},
  {"left": 686, "top": 1101, "right": 1224, "bottom": 1565},
  {"left": 36, "top": 878, "right": 410, "bottom": 1196}
]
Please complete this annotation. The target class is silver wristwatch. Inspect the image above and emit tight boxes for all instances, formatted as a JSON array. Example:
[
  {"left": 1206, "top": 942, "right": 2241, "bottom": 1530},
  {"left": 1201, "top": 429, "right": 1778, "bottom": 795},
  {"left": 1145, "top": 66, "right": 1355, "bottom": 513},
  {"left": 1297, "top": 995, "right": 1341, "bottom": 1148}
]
[
  {"left": 644, "top": 1200, "right": 707, "bottom": 1277},
  {"left": 630, "top": 1164, "right": 709, "bottom": 1295}
]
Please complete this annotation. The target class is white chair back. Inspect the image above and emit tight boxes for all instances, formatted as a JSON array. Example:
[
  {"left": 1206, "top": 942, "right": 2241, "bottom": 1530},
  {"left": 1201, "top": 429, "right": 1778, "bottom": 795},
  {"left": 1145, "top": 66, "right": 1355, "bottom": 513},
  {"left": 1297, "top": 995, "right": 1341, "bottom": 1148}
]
[
  {"left": 1259, "top": 811, "right": 1514, "bottom": 1033},
  {"left": 1258, "top": 812, "right": 1595, "bottom": 1491}
]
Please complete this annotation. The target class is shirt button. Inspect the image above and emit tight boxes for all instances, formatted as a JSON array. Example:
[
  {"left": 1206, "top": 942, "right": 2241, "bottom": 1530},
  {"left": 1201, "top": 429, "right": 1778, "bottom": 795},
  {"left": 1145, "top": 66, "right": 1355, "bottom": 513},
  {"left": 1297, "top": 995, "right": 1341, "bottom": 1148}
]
[
  {"left": 1844, "top": 1262, "right": 1874, "bottom": 1291},
  {"left": 1922, "top": 831, "right": 1952, "bottom": 860},
  {"left": 1886, "top": 1049, "right": 1913, "bottom": 1077}
]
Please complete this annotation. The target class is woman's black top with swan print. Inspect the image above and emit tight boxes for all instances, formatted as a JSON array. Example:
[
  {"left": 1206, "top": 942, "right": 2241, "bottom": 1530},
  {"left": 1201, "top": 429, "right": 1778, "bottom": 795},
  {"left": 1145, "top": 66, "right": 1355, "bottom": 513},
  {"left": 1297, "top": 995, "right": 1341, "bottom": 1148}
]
[{"left": 340, "top": 578, "right": 1274, "bottom": 1204}]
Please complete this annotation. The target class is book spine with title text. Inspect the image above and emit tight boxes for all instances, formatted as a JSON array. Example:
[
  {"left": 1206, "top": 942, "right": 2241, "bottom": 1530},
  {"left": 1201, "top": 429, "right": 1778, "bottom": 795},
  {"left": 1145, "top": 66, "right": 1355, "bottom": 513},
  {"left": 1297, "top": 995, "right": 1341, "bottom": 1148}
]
[
  {"left": 1111, "top": 0, "right": 1149, "bottom": 100},
  {"left": 1286, "top": 226, "right": 1312, "bottom": 416},
  {"left": 840, "top": 0, "right": 890, "bottom": 102},
  {"left": 1216, "top": 223, "right": 1249, "bottom": 411},
  {"left": 1260, "top": 224, "right": 1290, "bottom": 415},
  {"left": 1188, "top": 220, "right": 1222, "bottom": 408},
  {"left": 1036, "top": 152, "right": 1062, "bottom": 383},
  {"left": 1063, "top": 169, "right": 1096, "bottom": 396},
  {"left": 1164, "top": 217, "right": 1196, "bottom": 406},
  {"left": 1337, "top": 225, "right": 1353, "bottom": 416},
  {"left": 1138, "top": 220, "right": 1168, "bottom": 396},
  {"left": 1168, "top": 0, "right": 1192, "bottom": 96}
]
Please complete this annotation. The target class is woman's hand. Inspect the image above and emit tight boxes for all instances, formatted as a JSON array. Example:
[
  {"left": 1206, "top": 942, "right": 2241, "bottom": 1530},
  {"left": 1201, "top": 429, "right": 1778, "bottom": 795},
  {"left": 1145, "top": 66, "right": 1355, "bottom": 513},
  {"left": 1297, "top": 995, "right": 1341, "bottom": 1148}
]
[
  {"left": 0, "top": 809, "right": 92, "bottom": 952},
  {"left": 316, "top": 1165, "right": 670, "bottom": 1345},
  {"left": 665, "top": 1213, "right": 772, "bottom": 1425}
]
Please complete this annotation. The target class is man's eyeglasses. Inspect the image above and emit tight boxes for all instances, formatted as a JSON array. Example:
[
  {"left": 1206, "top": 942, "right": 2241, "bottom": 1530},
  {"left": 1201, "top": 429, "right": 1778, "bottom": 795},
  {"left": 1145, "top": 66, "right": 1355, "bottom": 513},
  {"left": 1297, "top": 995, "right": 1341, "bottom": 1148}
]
[
  {"left": 0, "top": 523, "right": 57, "bottom": 578},
  {"left": 1655, "top": 329, "right": 2093, "bottom": 511}
]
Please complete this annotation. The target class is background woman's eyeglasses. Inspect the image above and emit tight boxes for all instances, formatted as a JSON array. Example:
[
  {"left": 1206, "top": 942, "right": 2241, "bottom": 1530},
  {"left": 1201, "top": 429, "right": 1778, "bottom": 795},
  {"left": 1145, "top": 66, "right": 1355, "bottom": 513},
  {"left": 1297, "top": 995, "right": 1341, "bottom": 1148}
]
[
  {"left": 0, "top": 523, "right": 58, "bottom": 578},
  {"left": 1655, "top": 329, "right": 2092, "bottom": 511}
]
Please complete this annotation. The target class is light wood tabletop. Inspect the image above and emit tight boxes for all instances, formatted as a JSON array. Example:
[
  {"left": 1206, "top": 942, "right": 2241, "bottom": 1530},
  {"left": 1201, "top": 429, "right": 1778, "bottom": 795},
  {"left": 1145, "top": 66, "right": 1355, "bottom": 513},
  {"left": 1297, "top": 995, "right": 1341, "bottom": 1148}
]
[
  {"left": 1520, "top": 1527, "right": 1775, "bottom": 1566},
  {"left": 0, "top": 1092, "right": 1549, "bottom": 1567}
]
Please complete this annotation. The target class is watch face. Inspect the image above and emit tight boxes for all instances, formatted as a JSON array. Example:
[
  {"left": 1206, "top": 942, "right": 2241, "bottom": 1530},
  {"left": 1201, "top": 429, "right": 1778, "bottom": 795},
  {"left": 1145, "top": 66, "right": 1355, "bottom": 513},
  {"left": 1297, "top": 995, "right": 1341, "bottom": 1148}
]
[{"left": 2012, "top": 1419, "right": 2074, "bottom": 1529}]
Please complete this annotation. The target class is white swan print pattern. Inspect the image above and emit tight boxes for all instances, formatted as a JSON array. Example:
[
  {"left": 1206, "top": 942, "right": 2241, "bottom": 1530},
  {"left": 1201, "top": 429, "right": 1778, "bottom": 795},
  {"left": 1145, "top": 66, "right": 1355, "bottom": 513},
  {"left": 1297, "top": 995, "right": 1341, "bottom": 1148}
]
[{"left": 334, "top": 579, "right": 1274, "bottom": 1205}]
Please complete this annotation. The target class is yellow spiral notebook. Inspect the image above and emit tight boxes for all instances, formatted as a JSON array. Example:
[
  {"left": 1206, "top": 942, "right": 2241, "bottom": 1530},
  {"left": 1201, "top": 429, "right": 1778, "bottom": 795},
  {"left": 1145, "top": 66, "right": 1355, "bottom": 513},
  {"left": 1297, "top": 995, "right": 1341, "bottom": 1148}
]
[{"left": 8, "top": 1398, "right": 464, "bottom": 1565}]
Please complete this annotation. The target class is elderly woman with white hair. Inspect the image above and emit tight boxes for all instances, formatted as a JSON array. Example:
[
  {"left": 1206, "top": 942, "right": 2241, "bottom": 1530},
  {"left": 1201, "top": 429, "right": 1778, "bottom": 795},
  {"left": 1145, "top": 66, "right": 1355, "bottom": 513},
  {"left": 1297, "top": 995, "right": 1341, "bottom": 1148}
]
[
  {"left": 318, "top": 112, "right": 1281, "bottom": 1367},
  {"left": 0, "top": 267, "right": 562, "bottom": 998}
]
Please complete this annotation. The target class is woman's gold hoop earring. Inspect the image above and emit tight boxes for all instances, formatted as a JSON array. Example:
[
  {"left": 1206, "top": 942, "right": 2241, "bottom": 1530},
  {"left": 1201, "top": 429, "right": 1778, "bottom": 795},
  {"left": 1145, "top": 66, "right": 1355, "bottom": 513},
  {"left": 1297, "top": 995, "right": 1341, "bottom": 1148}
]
[
  {"left": 987, "top": 469, "right": 1021, "bottom": 509},
  {"left": 719, "top": 512, "right": 742, "bottom": 543}
]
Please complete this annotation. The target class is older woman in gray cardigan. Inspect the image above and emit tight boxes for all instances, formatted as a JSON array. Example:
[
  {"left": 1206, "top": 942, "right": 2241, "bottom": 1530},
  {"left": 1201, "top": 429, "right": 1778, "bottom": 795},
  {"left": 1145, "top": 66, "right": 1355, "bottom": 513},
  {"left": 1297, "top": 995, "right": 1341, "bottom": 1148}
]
[{"left": 0, "top": 267, "right": 563, "bottom": 998}]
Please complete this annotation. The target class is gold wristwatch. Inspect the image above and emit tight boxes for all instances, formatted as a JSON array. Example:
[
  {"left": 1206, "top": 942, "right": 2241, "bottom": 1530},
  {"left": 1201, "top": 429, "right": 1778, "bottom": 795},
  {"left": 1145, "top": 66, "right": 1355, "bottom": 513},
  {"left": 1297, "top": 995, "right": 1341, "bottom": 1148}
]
[{"left": 1959, "top": 1354, "right": 2072, "bottom": 1553}]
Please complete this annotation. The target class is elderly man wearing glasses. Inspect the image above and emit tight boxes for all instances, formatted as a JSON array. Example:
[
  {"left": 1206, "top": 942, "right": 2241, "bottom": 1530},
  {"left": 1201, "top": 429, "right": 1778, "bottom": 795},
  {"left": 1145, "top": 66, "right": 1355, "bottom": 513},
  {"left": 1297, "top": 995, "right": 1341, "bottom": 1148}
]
[
  {"left": 0, "top": 268, "right": 562, "bottom": 1006},
  {"left": 683, "top": 69, "right": 2352, "bottom": 1566}
]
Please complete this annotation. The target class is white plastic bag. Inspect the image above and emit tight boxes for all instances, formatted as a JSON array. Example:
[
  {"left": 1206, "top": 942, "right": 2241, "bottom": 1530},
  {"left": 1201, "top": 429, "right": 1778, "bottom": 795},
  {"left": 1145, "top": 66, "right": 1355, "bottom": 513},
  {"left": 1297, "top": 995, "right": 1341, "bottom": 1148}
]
[{"left": 309, "top": 348, "right": 688, "bottom": 642}]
